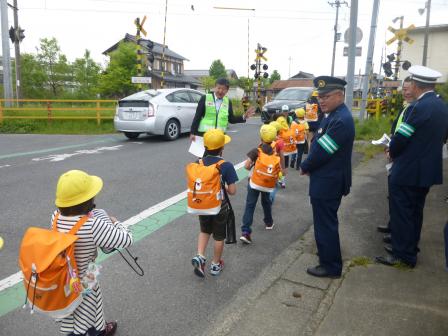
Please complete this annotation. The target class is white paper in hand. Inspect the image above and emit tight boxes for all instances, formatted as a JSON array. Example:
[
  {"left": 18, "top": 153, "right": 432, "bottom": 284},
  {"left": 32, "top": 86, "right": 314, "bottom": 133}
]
[
  {"left": 371, "top": 133, "right": 391, "bottom": 147},
  {"left": 188, "top": 136, "right": 205, "bottom": 157}
]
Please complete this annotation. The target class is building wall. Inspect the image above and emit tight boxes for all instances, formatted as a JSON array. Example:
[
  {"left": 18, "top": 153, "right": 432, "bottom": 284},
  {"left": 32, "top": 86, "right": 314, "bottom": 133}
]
[{"left": 400, "top": 29, "right": 448, "bottom": 82}]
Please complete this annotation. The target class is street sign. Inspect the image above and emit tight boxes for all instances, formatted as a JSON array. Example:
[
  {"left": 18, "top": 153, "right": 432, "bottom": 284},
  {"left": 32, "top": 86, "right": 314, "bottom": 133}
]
[
  {"left": 132, "top": 77, "right": 152, "bottom": 84},
  {"left": 343, "top": 46, "right": 362, "bottom": 57},
  {"left": 386, "top": 24, "right": 415, "bottom": 45},
  {"left": 344, "top": 27, "right": 363, "bottom": 45}
]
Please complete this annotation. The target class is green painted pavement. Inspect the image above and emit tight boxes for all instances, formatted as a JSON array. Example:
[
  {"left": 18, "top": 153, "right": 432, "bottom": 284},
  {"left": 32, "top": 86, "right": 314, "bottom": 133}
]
[{"left": 0, "top": 167, "right": 249, "bottom": 317}]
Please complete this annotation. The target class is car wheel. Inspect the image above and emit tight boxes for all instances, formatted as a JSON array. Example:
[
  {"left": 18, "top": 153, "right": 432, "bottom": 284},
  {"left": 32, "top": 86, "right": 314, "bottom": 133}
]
[
  {"left": 124, "top": 132, "right": 140, "bottom": 139},
  {"left": 164, "top": 119, "right": 180, "bottom": 141}
]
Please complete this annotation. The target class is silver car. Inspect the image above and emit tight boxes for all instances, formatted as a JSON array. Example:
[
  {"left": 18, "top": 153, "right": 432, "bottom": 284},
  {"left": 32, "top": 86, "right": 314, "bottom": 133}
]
[{"left": 114, "top": 88, "right": 204, "bottom": 140}]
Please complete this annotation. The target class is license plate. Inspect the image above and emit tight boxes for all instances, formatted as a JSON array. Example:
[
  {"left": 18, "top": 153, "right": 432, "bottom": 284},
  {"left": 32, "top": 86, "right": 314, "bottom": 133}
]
[{"left": 124, "top": 112, "right": 140, "bottom": 120}]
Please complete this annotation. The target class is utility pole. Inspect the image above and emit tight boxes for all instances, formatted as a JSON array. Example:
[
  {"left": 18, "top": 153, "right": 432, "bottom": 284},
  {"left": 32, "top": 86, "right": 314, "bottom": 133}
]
[
  {"left": 1, "top": 0, "right": 13, "bottom": 104},
  {"left": 421, "top": 0, "right": 431, "bottom": 66},
  {"left": 359, "top": 0, "right": 380, "bottom": 121},
  {"left": 329, "top": 0, "right": 347, "bottom": 76},
  {"left": 12, "top": 0, "right": 21, "bottom": 99},
  {"left": 345, "top": 0, "right": 358, "bottom": 111}
]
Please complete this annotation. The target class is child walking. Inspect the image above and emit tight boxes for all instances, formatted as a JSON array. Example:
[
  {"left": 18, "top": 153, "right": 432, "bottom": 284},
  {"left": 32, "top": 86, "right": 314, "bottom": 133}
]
[
  {"left": 53, "top": 170, "right": 133, "bottom": 336},
  {"left": 188, "top": 129, "right": 238, "bottom": 277},
  {"left": 240, "top": 125, "right": 282, "bottom": 243},
  {"left": 290, "top": 108, "right": 309, "bottom": 170}
]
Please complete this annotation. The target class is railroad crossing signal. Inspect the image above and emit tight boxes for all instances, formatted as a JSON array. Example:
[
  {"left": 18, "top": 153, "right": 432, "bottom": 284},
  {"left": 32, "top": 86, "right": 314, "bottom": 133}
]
[
  {"left": 134, "top": 15, "right": 147, "bottom": 36},
  {"left": 386, "top": 24, "right": 415, "bottom": 45},
  {"left": 255, "top": 45, "right": 268, "bottom": 62}
]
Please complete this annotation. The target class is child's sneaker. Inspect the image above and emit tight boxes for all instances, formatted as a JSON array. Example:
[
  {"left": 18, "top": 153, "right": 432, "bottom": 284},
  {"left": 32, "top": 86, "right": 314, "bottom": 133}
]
[
  {"left": 191, "top": 254, "right": 206, "bottom": 278},
  {"left": 265, "top": 223, "right": 275, "bottom": 230},
  {"left": 240, "top": 233, "right": 252, "bottom": 244},
  {"left": 210, "top": 260, "right": 224, "bottom": 276},
  {"left": 280, "top": 181, "right": 286, "bottom": 189}
]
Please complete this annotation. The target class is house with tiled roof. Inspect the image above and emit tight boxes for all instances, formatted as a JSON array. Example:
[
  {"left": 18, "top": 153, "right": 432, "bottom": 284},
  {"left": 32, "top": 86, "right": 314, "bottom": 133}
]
[{"left": 103, "top": 33, "right": 200, "bottom": 89}]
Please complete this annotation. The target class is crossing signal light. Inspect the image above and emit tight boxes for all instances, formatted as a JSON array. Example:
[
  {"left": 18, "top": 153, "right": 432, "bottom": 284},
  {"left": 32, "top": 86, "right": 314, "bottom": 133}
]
[
  {"left": 402, "top": 60, "right": 411, "bottom": 70},
  {"left": 8, "top": 26, "right": 25, "bottom": 43},
  {"left": 386, "top": 53, "right": 395, "bottom": 62},
  {"left": 383, "top": 62, "right": 393, "bottom": 77}
]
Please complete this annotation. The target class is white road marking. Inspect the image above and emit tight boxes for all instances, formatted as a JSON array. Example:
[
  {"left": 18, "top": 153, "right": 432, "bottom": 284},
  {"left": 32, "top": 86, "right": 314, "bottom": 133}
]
[
  {"left": 32, "top": 145, "right": 123, "bottom": 162},
  {"left": 0, "top": 160, "right": 246, "bottom": 292},
  {"left": 0, "top": 165, "right": 11, "bottom": 169}
]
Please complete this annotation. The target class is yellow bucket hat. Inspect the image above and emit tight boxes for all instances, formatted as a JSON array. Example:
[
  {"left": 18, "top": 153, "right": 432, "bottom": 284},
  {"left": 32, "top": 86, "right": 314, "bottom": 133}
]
[
  {"left": 55, "top": 170, "right": 103, "bottom": 208},
  {"left": 260, "top": 125, "right": 277, "bottom": 143},
  {"left": 269, "top": 121, "right": 281, "bottom": 132},
  {"left": 203, "top": 129, "right": 231, "bottom": 150},
  {"left": 295, "top": 108, "right": 305, "bottom": 118},
  {"left": 277, "top": 116, "right": 289, "bottom": 130}
]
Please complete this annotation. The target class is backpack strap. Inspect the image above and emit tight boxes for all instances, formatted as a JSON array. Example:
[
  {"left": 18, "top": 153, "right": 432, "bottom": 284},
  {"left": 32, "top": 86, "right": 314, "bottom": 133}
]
[{"left": 52, "top": 212, "right": 89, "bottom": 235}]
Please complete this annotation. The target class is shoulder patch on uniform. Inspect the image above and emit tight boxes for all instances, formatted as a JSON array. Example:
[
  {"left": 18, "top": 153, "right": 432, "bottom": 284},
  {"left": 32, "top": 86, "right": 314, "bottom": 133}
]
[{"left": 317, "top": 134, "right": 339, "bottom": 154}]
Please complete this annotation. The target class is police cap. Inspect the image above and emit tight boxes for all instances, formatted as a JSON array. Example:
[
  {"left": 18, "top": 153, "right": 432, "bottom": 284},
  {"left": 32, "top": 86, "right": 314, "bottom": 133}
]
[
  {"left": 408, "top": 65, "right": 442, "bottom": 84},
  {"left": 313, "top": 76, "right": 347, "bottom": 94}
]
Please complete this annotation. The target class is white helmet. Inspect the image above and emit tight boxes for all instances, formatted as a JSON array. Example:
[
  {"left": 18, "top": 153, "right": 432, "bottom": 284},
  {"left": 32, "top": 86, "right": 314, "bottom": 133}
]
[{"left": 281, "top": 105, "right": 289, "bottom": 111}]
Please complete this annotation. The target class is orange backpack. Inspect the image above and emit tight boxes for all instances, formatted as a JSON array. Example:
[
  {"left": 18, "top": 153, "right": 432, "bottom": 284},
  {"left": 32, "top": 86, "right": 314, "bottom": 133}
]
[
  {"left": 186, "top": 159, "right": 224, "bottom": 215},
  {"left": 291, "top": 122, "right": 306, "bottom": 144},
  {"left": 19, "top": 213, "right": 87, "bottom": 318},
  {"left": 250, "top": 148, "right": 281, "bottom": 192},
  {"left": 305, "top": 103, "right": 318, "bottom": 122},
  {"left": 279, "top": 128, "right": 297, "bottom": 155}
]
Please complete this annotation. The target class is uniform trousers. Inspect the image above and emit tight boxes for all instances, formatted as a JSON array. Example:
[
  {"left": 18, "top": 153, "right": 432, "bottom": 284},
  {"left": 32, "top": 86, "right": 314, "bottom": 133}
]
[
  {"left": 310, "top": 197, "right": 342, "bottom": 275},
  {"left": 389, "top": 183, "right": 429, "bottom": 266}
]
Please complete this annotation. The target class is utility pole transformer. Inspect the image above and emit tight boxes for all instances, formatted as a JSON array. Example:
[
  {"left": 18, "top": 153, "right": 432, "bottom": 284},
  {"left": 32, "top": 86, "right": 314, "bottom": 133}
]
[
  {"left": 1, "top": 0, "right": 13, "bottom": 103},
  {"left": 329, "top": 0, "right": 348, "bottom": 76}
]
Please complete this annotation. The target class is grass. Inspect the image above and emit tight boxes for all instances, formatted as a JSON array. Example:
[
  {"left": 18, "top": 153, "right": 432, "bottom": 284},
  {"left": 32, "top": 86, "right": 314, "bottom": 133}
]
[
  {"left": 349, "top": 256, "right": 373, "bottom": 267},
  {"left": 354, "top": 142, "right": 385, "bottom": 162},
  {"left": 0, "top": 119, "right": 115, "bottom": 134},
  {"left": 355, "top": 117, "right": 391, "bottom": 141}
]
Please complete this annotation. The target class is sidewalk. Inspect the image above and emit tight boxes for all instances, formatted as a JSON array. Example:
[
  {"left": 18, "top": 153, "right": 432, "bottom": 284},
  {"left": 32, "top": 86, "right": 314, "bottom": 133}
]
[{"left": 204, "top": 154, "right": 448, "bottom": 336}]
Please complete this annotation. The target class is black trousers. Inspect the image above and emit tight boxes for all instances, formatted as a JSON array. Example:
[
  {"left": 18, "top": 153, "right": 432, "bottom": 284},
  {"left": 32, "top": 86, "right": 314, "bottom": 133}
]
[
  {"left": 389, "top": 183, "right": 429, "bottom": 266},
  {"left": 311, "top": 197, "right": 343, "bottom": 275}
]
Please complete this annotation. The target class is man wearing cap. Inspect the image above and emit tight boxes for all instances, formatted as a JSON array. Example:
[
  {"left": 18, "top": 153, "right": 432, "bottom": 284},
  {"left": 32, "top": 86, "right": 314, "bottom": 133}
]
[
  {"left": 190, "top": 78, "right": 256, "bottom": 141},
  {"left": 376, "top": 65, "right": 448, "bottom": 268},
  {"left": 299, "top": 76, "right": 355, "bottom": 278}
]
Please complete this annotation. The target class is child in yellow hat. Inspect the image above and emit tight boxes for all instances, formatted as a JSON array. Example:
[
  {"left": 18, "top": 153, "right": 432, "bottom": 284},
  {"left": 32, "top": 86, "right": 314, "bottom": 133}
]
[
  {"left": 53, "top": 170, "right": 133, "bottom": 336},
  {"left": 240, "top": 125, "right": 284, "bottom": 243},
  {"left": 290, "top": 108, "right": 309, "bottom": 170},
  {"left": 189, "top": 129, "right": 238, "bottom": 277}
]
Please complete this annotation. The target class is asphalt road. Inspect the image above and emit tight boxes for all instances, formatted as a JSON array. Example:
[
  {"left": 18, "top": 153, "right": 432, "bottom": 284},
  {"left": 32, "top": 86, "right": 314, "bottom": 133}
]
[{"left": 0, "top": 120, "right": 317, "bottom": 335}]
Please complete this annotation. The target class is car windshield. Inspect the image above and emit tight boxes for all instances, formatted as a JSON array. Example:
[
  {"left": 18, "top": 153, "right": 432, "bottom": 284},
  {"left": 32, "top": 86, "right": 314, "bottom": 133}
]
[{"left": 274, "top": 88, "right": 311, "bottom": 101}]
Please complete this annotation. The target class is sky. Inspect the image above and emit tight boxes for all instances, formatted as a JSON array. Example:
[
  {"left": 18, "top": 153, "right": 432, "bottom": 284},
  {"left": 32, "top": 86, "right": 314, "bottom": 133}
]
[{"left": 2, "top": 0, "right": 448, "bottom": 79}]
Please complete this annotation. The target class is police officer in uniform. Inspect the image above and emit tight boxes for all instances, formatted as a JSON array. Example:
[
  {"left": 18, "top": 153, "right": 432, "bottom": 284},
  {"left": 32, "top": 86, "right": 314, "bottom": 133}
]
[
  {"left": 376, "top": 65, "right": 448, "bottom": 268},
  {"left": 300, "top": 76, "right": 355, "bottom": 278},
  {"left": 190, "top": 78, "right": 255, "bottom": 141}
]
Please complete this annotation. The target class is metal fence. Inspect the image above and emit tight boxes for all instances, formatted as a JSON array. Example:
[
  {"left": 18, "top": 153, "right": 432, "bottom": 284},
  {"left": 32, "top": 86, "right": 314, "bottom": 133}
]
[
  {"left": 351, "top": 98, "right": 382, "bottom": 120},
  {"left": 0, "top": 99, "right": 117, "bottom": 124}
]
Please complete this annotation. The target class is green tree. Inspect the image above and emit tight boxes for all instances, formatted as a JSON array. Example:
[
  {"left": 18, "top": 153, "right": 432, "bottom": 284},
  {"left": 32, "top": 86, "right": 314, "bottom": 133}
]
[
  {"left": 209, "top": 59, "right": 227, "bottom": 80},
  {"left": 201, "top": 76, "right": 215, "bottom": 92},
  {"left": 18, "top": 53, "right": 48, "bottom": 98},
  {"left": 36, "top": 37, "right": 72, "bottom": 97},
  {"left": 73, "top": 50, "right": 101, "bottom": 99},
  {"left": 236, "top": 76, "right": 254, "bottom": 92},
  {"left": 269, "top": 70, "right": 281, "bottom": 84},
  {"left": 436, "top": 80, "right": 448, "bottom": 102},
  {"left": 99, "top": 42, "right": 139, "bottom": 98}
]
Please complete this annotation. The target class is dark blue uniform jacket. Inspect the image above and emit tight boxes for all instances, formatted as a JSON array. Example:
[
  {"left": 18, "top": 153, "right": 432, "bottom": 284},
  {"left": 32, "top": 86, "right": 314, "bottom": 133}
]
[
  {"left": 389, "top": 91, "right": 448, "bottom": 188},
  {"left": 300, "top": 103, "right": 355, "bottom": 199}
]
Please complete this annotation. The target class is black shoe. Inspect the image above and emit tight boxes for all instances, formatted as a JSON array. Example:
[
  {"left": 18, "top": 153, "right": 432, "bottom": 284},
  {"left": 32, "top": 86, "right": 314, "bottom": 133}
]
[
  {"left": 375, "top": 255, "right": 414, "bottom": 268},
  {"left": 383, "top": 234, "right": 392, "bottom": 244},
  {"left": 377, "top": 225, "right": 391, "bottom": 233},
  {"left": 306, "top": 265, "right": 341, "bottom": 278},
  {"left": 290, "top": 162, "right": 295, "bottom": 168},
  {"left": 384, "top": 244, "right": 393, "bottom": 254}
]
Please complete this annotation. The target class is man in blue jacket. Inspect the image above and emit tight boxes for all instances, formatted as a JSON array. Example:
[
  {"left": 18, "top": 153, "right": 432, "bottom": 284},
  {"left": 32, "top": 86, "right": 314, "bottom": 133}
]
[
  {"left": 300, "top": 76, "right": 355, "bottom": 278},
  {"left": 376, "top": 65, "right": 448, "bottom": 268}
]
